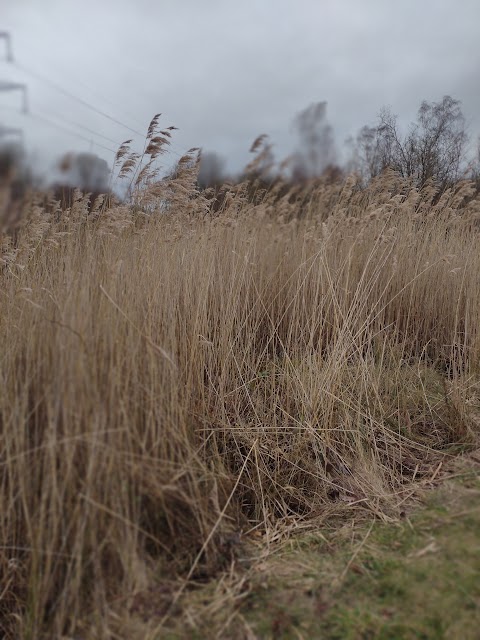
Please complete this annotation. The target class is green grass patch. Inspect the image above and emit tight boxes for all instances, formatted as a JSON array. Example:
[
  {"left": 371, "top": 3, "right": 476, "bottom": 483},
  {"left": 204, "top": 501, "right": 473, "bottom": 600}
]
[{"left": 240, "top": 474, "right": 480, "bottom": 639}]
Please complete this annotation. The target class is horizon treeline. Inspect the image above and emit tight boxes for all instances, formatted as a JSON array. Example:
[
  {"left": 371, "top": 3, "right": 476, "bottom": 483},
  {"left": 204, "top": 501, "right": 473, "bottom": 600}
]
[
  {"left": 1, "top": 94, "right": 480, "bottom": 206},
  {"left": 199, "top": 95, "right": 480, "bottom": 192},
  {"left": 199, "top": 95, "right": 480, "bottom": 194}
]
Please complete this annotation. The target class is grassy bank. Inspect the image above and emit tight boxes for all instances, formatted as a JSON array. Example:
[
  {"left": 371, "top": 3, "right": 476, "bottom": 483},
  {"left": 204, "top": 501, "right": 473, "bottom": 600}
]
[{"left": 196, "top": 455, "right": 480, "bottom": 639}]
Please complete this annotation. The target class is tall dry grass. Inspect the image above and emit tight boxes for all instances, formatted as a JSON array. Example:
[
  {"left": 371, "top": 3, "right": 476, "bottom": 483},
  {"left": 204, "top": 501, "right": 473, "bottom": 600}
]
[{"left": 1, "top": 164, "right": 480, "bottom": 637}]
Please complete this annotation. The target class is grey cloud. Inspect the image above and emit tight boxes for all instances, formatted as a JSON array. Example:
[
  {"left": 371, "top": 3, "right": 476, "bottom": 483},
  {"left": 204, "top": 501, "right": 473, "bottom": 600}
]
[{"left": 1, "top": 0, "right": 479, "bottom": 176}]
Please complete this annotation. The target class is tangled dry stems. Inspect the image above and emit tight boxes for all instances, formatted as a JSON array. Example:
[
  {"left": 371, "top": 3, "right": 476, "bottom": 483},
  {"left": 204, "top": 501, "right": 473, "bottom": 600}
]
[{"left": 1, "top": 163, "right": 480, "bottom": 637}]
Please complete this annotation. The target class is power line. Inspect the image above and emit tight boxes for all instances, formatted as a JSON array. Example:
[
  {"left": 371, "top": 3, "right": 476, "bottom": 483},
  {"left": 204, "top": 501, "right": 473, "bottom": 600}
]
[
  {"left": 0, "top": 103, "right": 117, "bottom": 154},
  {"left": 1, "top": 106, "right": 116, "bottom": 154},
  {"left": 42, "top": 110, "right": 123, "bottom": 147},
  {"left": 9, "top": 61, "right": 192, "bottom": 160},
  {"left": 1, "top": 102, "right": 190, "bottom": 164},
  {"left": 0, "top": 79, "right": 28, "bottom": 113},
  {"left": 68, "top": 74, "right": 149, "bottom": 133},
  {"left": 0, "top": 122, "right": 23, "bottom": 141},
  {"left": 13, "top": 40, "right": 150, "bottom": 132},
  {"left": 28, "top": 112, "right": 117, "bottom": 154},
  {"left": 12, "top": 60, "right": 146, "bottom": 139},
  {"left": 2, "top": 35, "right": 194, "bottom": 164}
]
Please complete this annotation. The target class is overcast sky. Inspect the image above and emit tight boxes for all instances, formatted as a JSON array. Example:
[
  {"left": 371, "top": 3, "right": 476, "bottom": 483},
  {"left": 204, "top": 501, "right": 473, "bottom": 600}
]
[{"left": 1, "top": 0, "right": 479, "bottom": 178}]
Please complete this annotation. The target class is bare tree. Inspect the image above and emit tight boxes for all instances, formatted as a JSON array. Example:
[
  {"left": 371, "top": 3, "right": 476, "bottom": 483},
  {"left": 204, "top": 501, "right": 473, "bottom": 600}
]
[
  {"left": 57, "top": 152, "right": 110, "bottom": 192},
  {"left": 471, "top": 136, "right": 480, "bottom": 192},
  {"left": 0, "top": 142, "right": 40, "bottom": 239},
  {"left": 291, "top": 101, "right": 336, "bottom": 180},
  {"left": 348, "top": 124, "right": 388, "bottom": 184},
  {"left": 198, "top": 151, "right": 227, "bottom": 188},
  {"left": 351, "top": 96, "right": 468, "bottom": 190},
  {"left": 53, "top": 152, "right": 111, "bottom": 210},
  {"left": 416, "top": 96, "right": 467, "bottom": 187}
]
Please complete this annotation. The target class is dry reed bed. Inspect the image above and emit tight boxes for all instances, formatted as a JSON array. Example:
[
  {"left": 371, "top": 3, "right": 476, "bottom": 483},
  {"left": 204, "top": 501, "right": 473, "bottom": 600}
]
[{"left": 1, "top": 175, "right": 480, "bottom": 637}]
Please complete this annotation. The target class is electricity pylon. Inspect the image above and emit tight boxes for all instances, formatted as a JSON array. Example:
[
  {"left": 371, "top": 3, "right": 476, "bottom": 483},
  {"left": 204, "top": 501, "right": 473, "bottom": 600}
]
[
  {"left": 0, "top": 122, "right": 23, "bottom": 142},
  {"left": 0, "top": 80, "right": 28, "bottom": 114},
  {"left": 0, "top": 30, "right": 27, "bottom": 147},
  {"left": 0, "top": 31, "right": 13, "bottom": 62}
]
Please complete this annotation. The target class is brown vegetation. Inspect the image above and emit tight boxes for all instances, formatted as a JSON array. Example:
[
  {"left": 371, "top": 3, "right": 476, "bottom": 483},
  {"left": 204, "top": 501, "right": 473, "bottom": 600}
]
[{"left": 1, "top": 147, "right": 480, "bottom": 637}]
